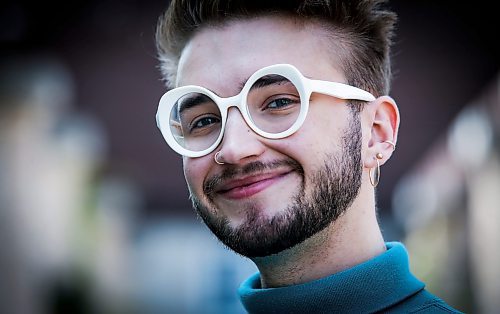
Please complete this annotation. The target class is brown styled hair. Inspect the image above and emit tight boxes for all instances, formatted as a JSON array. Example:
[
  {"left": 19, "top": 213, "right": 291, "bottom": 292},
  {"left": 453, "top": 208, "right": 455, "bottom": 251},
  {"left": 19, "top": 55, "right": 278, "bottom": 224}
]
[{"left": 156, "top": 0, "right": 397, "bottom": 96}]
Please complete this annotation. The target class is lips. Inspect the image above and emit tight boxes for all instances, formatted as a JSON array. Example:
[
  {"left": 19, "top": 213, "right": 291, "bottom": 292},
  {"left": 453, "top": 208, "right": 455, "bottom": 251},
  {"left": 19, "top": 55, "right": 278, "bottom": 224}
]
[{"left": 216, "top": 170, "right": 292, "bottom": 199}]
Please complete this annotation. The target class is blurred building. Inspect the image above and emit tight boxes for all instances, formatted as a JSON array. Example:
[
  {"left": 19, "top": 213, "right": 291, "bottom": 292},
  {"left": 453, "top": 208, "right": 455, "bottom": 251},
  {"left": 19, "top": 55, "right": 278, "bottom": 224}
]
[{"left": 0, "top": 58, "right": 106, "bottom": 313}]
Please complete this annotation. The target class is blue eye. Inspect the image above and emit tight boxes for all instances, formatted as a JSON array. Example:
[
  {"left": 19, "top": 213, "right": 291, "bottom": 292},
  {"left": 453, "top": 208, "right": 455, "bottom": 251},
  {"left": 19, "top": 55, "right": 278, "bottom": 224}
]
[
  {"left": 264, "top": 96, "right": 300, "bottom": 112},
  {"left": 267, "top": 98, "right": 294, "bottom": 109},
  {"left": 190, "top": 116, "right": 221, "bottom": 133}
]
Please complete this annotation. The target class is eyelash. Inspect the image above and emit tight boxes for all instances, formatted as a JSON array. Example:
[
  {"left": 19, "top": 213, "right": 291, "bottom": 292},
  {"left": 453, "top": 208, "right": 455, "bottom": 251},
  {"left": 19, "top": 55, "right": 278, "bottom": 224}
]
[
  {"left": 262, "top": 94, "right": 300, "bottom": 111},
  {"left": 189, "top": 115, "right": 221, "bottom": 132}
]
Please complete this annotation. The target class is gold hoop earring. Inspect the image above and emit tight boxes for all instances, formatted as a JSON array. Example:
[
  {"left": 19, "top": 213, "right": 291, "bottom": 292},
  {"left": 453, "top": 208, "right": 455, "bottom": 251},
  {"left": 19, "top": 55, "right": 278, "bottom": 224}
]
[
  {"left": 384, "top": 140, "right": 396, "bottom": 151},
  {"left": 214, "top": 151, "right": 224, "bottom": 165},
  {"left": 369, "top": 153, "right": 383, "bottom": 187}
]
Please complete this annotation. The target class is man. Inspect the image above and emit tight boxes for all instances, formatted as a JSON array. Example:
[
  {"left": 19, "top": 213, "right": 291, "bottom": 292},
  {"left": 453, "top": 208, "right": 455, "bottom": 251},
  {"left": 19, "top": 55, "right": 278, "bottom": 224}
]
[{"left": 154, "top": 0, "right": 461, "bottom": 312}]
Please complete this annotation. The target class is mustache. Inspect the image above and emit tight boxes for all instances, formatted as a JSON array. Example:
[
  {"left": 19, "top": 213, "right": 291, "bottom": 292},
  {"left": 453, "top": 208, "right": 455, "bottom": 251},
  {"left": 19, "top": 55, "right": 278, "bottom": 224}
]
[{"left": 203, "top": 159, "right": 303, "bottom": 196}]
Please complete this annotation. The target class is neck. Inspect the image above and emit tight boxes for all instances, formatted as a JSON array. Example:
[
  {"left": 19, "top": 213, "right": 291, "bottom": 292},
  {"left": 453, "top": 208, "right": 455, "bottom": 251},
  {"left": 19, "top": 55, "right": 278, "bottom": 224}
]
[{"left": 251, "top": 183, "right": 385, "bottom": 288}]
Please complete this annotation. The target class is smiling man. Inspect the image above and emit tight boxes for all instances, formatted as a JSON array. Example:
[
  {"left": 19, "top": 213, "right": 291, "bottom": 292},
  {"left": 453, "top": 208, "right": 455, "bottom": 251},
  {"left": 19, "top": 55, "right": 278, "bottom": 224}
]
[{"left": 154, "top": 0, "right": 460, "bottom": 313}]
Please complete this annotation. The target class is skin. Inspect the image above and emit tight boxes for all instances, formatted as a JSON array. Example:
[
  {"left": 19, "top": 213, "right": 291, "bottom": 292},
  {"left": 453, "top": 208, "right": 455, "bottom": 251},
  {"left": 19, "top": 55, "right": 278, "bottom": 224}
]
[{"left": 176, "top": 16, "right": 400, "bottom": 288}]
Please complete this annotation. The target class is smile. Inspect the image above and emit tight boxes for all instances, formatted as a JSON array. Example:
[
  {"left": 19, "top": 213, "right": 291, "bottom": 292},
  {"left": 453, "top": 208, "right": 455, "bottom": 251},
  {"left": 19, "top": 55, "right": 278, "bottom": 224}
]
[{"left": 216, "top": 171, "right": 293, "bottom": 200}]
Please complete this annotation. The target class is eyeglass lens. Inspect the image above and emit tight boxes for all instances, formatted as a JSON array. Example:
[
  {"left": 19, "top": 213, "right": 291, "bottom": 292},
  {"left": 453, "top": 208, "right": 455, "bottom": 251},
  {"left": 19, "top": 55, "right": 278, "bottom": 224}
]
[{"left": 168, "top": 74, "right": 301, "bottom": 153}]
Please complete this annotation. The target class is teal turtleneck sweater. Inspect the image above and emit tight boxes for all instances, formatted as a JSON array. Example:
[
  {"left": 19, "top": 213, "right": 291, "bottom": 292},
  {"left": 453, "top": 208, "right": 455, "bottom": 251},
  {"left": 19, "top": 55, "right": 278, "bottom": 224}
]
[{"left": 238, "top": 242, "right": 461, "bottom": 313}]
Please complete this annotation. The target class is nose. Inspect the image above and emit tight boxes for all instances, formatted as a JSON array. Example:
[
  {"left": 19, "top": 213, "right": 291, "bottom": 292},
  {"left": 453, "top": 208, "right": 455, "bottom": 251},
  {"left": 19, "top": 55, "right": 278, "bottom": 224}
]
[{"left": 216, "top": 107, "right": 266, "bottom": 164}]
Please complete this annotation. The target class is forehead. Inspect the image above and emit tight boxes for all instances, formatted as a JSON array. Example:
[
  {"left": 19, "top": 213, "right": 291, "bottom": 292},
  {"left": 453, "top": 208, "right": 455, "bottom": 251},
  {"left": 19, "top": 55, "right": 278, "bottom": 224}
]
[{"left": 176, "top": 16, "right": 346, "bottom": 96}]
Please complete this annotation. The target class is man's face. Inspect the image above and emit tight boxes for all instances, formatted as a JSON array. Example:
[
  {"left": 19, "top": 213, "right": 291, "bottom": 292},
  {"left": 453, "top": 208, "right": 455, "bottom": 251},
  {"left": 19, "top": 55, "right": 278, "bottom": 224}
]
[{"left": 176, "top": 16, "right": 365, "bottom": 258}]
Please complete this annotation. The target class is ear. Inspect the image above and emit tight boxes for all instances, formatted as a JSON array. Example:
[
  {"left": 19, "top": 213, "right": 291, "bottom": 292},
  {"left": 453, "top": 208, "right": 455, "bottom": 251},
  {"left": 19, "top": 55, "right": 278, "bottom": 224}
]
[{"left": 363, "top": 95, "right": 400, "bottom": 169}]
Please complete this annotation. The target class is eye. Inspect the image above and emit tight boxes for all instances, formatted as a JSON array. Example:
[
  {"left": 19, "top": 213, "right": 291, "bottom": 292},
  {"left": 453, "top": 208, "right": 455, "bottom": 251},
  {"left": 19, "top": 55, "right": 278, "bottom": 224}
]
[
  {"left": 190, "top": 115, "right": 221, "bottom": 133},
  {"left": 263, "top": 95, "right": 300, "bottom": 111}
]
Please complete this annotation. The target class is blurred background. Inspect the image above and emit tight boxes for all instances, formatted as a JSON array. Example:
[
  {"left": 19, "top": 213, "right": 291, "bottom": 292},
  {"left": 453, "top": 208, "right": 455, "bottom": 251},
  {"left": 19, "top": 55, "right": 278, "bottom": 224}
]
[{"left": 0, "top": 1, "right": 498, "bottom": 313}]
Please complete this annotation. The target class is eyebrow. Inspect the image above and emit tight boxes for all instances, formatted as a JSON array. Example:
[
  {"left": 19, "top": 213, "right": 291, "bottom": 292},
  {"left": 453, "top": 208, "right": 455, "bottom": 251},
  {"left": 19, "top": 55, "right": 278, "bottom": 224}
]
[
  {"left": 248, "top": 74, "right": 292, "bottom": 92},
  {"left": 177, "top": 94, "right": 212, "bottom": 115}
]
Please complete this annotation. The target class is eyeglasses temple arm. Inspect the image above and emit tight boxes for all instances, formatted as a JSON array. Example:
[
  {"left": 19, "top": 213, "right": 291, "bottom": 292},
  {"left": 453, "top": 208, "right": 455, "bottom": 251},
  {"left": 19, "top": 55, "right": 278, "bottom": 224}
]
[{"left": 310, "top": 80, "right": 376, "bottom": 102}]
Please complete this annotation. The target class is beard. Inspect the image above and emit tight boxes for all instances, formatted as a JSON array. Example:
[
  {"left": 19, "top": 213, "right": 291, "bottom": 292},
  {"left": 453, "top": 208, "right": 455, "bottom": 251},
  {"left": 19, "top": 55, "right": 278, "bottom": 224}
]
[{"left": 190, "top": 112, "right": 363, "bottom": 258}]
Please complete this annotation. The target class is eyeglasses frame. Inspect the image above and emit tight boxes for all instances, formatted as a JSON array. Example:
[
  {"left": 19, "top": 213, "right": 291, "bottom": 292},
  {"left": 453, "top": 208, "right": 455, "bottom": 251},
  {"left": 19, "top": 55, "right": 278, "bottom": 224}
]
[{"left": 156, "top": 63, "right": 375, "bottom": 158}]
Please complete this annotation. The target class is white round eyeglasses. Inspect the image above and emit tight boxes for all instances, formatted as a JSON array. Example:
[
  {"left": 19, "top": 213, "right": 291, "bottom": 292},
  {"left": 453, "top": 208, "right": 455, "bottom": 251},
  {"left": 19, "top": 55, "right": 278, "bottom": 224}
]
[{"left": 156, "top": 63, "right": 375, "bottom": 157}]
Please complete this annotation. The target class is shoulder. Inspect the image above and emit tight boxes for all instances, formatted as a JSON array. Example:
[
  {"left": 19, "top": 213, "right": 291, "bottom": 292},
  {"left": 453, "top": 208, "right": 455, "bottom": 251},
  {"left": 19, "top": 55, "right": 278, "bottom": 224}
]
[{"left": 383, "top": 289, "right": 463, "bottom": 313}]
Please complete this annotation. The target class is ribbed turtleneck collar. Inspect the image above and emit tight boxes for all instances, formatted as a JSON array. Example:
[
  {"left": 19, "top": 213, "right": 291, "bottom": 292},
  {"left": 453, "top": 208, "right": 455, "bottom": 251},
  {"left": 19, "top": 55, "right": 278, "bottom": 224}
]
[{"left": 238, "top": 242, "right": 425, "bottom": 314}]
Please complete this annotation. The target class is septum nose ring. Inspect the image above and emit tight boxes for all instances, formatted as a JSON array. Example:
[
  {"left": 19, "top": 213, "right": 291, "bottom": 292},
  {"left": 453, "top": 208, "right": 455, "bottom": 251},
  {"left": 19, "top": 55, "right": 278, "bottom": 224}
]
[{"left": 214, "top": 151, "right": 225, "bottom": 165}]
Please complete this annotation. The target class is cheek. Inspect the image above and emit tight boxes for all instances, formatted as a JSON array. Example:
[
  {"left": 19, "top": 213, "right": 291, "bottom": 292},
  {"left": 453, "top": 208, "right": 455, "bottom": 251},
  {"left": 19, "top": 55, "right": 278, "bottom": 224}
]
[
  {"left": 275, "top": 107, "right": 350, "bottom": 173},
  {"left": 294, "top": 111, "right": 344, "bottom": 155},
  {"left": 183, "top": 158, "right": 210, "bottom": 193}
]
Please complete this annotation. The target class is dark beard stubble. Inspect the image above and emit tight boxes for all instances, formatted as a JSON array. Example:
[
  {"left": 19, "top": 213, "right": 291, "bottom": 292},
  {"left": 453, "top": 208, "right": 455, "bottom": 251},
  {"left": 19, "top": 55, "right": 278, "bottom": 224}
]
[{"left": 191, "top": 112, "right": 363, "bottom": 258}]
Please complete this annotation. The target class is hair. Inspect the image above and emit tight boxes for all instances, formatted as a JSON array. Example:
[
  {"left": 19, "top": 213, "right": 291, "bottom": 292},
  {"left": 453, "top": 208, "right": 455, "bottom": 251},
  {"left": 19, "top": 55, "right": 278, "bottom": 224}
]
[{"left": 156, "top": 0, "right": 397, "bottom": 97}]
